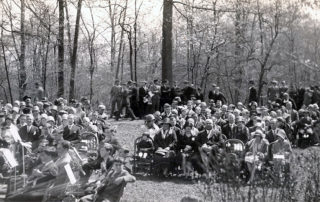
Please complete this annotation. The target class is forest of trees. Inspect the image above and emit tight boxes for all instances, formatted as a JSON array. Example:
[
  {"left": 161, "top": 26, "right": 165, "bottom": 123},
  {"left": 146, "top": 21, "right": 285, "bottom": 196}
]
[{"left": 0, "top": 0, "right": 320, "bottom": 105}]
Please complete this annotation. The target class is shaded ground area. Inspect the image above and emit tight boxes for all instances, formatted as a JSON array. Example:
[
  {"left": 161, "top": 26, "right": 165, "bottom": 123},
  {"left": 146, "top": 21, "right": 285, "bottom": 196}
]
[{"left": 111, "top": 120, "right": 203, "bottom": 202}]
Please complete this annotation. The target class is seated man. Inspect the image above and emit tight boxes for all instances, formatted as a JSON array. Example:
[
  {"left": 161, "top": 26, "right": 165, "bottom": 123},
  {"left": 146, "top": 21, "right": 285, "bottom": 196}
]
[
  {"left": 63, "top": 114, "right": 81, "bottom": 142},
  {"left": 81, "top": 158, "right": 135, "bottom": 202},
  {"left": 27, "top": 146, "right": 58, "bottom": 186}
]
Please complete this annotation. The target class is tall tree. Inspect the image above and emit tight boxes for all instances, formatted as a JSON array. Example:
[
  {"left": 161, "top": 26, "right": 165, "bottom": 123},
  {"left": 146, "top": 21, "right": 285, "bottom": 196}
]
[
  {"left": 162, "top": 0, "right": 173, "bottom": 85},
  {"left": 19, "top": 0, "right": 27, "bottom": 99},
  {"left": 57, "top": 0, "right": 65, "bottom": 97},
  {"left": 69, "top": 0, "right": 83, "bottom": 101}
]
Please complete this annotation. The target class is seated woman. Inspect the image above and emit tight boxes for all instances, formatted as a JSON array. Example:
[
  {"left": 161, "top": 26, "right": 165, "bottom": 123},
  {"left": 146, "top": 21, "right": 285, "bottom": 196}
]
[
  {"left": 136, "top": 132, "right": 154, "bottom": 159},
  {"left": 245, "top": 129, "right": 269, "bottom": 184},
  {"left": 80, "top": 157, "right": 135, "bottom": 202},
  {"left": 153, "top": 118, "right": 177, "bottom": 177},
  {"left": 270, "top": 129, "right": 292, "bottom": 174}
]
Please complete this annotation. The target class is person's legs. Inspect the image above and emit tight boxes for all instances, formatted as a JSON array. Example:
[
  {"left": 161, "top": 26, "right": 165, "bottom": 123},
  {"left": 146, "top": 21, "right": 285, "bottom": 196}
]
[{"left": 111, "top": 99, "right": 116, "bottom": 117}]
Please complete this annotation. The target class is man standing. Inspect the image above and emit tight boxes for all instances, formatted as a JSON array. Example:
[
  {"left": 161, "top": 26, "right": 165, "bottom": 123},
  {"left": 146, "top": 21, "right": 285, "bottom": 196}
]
[
  {"left": 208, "top": 84, "right": 217, "bottom": 101},
  {"left": 279, "top": 81, "right": 288, "bottom": 99},
  {"left": 34, "top": 82, "right": 44, "bottom": 102},
  {"left": 248, "top": 80, "right": 258, "bottom": 104},
  {"left": 171, "top": 81, "right": 182, "bottom": 102},
  {"left": 139, "top": 81, "right": 149, "bottom": 118},
  {"left": 150, "top": 79, "right": 161, "bottom": 113},
  {"left": 116, "top": 81, "right": 138, "bottom": 121},
  {"left": 182, "top": 81, "right": 195, "bottom": 104},
  {"left": 130, "top": 82, "right": 139, "bottom": 118},
  {"left": 160, "top": 80, "right": 171, "bottom": 110},
  {"left": 267, "top": 80, "right": 279, "bottom": 102},
  {"left": 110, "top": 80, "right": 122, "bottom": 118}
]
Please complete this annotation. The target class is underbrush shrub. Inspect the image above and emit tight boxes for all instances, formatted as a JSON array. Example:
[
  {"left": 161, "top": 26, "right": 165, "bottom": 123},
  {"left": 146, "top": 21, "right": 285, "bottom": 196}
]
[{"left": 197, "top": 148, "right": 320, "bottom": 202}]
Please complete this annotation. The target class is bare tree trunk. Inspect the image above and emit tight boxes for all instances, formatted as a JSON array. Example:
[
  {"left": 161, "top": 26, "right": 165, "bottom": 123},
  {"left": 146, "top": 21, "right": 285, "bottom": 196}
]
[
  {"left": 108, "top": 0, "right": 116, "bottom": 75},
  {"left": 233, "top": 0, "right": 243, "bottom": 103},
  {"left": 162, "top": 0, "right": 173, "bottom": 86},
  {"left": 128, "top": 29, "right": 134, "bottom": 81},
  {"left": 69, "top": 0, "right": 83, "bottom": 101},
  {"left": 43, "top": 21, "right": 51, "bottom": 94},
  {"left": 1, "top": 29, "right": 13, "bottom": 103},
  {"left": 57, "top": 0, "right": 65, "bottom": 97},
  {"left": 116, "top": 0, "right": 128, "bottom": 79},
  {"left": 121, "top": 43, "right": 125, "bottom": 82},
  {"left": 19, "top": 0, "right": 27, "bottom": 99},
  {"left": 133, "top": 0, "right": 138, "bottom": 82}
]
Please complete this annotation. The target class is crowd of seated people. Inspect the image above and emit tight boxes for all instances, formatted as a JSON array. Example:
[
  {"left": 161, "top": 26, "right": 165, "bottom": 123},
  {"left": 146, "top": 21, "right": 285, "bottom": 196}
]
[
  {"left": 139, "top": 93, "right": 320, "bottom": 182},
  {"left": 0, "top": 96, "right": 135, "bottom": 202}
]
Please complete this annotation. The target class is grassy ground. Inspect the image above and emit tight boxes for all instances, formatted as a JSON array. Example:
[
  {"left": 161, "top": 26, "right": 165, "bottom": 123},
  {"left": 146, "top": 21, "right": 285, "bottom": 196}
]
[
  {"left": 111, "top": 120, "right": 203, "bottom": 202},
  {"left": 110, "top": 120, "right": 320, "bottom": 202}
]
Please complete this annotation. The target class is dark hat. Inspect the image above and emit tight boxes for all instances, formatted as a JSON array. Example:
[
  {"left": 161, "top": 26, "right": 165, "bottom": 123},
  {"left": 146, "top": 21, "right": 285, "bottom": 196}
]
[
  {"left": 160, "top": 118, "right": 172, "bottom": 126},
  {"left": 142, "top": 131, "right": 150, "bottom": 137},
  {"left": 249, "top": 80, "right": 254, "bottom": 85},
  {"left": 145, "top": 114, "right": 155, "bottom": 121},
  {"left": 115, "top": 79, "right": 120, "bottom": 83},
  {"left": 41, "top": 97, "right": 48, "bottom": 102},
  {"left": 127, "top": 80, "right": 133, "bottom": 85},
  {"left": 23, "top": 95, "right": 32, "bottom": 102},
  {"left": 69, "top": 99, "right": 77, "bottom": 104}
]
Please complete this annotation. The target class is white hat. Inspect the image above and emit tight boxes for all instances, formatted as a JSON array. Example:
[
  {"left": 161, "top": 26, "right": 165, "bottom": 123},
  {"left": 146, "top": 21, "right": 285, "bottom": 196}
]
[
  {"left": 98, "top": 104, "right": 106, "bottom": 110},
  {"left": 61, "top": 114, "right": 68, "bottom": 120},
  {"left": 276, "top": 129, "right": 286, "bottom": 140},
  {"left": 41, "top": 114, "right": 48, "bottom": 120},
  {"left": 47, "top": 116, "right": 55, "bottom": 122},
  {"left": 12, "top": 107, "right": 19, "bottom": 113}
]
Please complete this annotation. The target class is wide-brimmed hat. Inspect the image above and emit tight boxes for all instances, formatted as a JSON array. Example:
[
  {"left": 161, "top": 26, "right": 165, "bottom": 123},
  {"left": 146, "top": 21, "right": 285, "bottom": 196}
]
[{"left": 276, "top": 129, "right": 286, "bottom": 140}]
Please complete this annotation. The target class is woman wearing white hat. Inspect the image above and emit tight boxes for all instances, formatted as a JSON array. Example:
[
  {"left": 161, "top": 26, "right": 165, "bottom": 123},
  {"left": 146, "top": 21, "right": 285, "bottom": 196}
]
[{"left": 245, "top": 129, "right": 269, "bottom": 184}]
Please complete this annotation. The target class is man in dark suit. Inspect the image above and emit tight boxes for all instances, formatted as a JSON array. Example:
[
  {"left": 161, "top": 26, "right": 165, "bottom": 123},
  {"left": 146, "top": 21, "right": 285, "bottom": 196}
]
[
  {"left": 191, "top": 119, "right": 226, "bottom": 174},
  {"left": 160, "top": 80, "right": 171, "bottom": 110},
  {"left": 265, "top": 119, "right": 278, "bottom": 144},
  {"left": 208, "top": 84, "right": 217, "bottom": 101},
  {"left": 233, "top": 116, "right": 250, "bottom": 144},
  {"left": 110, "top": 80, "right": 122, "bottom": 118},
  {"left": 248, "top": 80, "right": 258, "bottom": 104},
  {"left": 139, "top": 81, "right": 149, "bottom": 118},
  {"left": 63, "top": 114, "right": 80, "bottom": 141},
  {"left": 182, "top": 81, "right": 195, "bottom": 104},
  {"left": 214, "top": 87, "right": 227, "bottom": 104},
  {"left": 19, "top": 114, "right": 40, "bottom": 150},
  {"left": 221, "top": 114, "right": 236, "bottom": 139}
]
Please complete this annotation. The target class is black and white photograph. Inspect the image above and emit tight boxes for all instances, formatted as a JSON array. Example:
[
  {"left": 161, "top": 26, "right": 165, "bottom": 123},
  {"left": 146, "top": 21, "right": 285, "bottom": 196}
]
[{"left": 0, "top": 0, "right": 320, "bottom": 201}]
